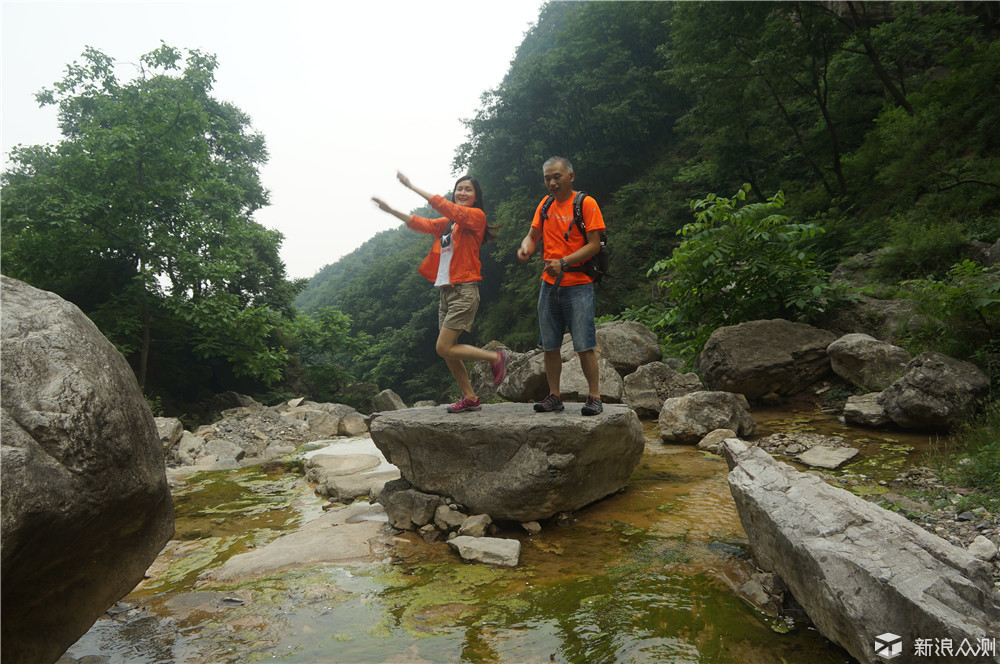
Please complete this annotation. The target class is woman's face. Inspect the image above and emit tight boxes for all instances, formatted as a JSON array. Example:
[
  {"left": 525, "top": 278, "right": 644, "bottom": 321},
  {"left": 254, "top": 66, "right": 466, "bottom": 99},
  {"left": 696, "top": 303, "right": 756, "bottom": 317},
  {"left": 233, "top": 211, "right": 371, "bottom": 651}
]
[{"left": 454, "top": 180, "right": 477, "bottom": 207}]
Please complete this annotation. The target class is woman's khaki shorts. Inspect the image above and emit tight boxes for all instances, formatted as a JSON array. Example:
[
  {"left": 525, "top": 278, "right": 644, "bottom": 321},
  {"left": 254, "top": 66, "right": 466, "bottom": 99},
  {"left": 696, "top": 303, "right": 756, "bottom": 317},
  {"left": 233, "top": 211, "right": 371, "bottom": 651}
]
[{"left": 438, "top": 282, "right": 480, "bottom": 331}]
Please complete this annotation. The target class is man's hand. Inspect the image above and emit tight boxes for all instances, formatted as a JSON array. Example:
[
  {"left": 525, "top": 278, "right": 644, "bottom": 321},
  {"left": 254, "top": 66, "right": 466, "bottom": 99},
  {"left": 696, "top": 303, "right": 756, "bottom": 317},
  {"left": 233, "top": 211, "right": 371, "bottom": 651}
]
[{"left": 518, "top": 231, "right": 539, "bottom": 263}]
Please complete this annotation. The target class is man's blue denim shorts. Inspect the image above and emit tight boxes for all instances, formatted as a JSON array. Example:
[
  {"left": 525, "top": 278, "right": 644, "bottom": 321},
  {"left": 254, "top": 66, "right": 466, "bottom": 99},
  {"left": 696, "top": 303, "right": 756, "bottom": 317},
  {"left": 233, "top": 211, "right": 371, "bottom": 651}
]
[{"left": 537, "top": 280, "right": 597, "bottom": 352}]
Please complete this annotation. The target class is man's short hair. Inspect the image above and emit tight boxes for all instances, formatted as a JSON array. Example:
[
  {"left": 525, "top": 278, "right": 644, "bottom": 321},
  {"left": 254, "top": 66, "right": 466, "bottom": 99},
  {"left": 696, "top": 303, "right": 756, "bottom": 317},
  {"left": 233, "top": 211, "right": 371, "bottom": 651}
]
[{"left": 542, "top": 156, "right": 573, "bottom": 173}]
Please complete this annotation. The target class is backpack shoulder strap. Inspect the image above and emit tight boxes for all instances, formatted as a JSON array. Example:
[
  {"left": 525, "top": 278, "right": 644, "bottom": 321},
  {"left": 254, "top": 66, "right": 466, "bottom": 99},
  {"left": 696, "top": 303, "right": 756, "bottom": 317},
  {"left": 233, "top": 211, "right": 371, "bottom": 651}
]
[
  {"left": 573, "top": 191, "right": 587, "bottom": 234},
  {"left": 539, "top": 194, "right": 555, "bottom": 225}
]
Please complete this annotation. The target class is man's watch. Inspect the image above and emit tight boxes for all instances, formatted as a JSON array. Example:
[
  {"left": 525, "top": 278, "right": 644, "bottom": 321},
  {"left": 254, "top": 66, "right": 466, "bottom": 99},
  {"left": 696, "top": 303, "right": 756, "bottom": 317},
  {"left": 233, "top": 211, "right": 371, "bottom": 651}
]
[{"left": 559, "top": 258, "right": 568, "bottom": 272}]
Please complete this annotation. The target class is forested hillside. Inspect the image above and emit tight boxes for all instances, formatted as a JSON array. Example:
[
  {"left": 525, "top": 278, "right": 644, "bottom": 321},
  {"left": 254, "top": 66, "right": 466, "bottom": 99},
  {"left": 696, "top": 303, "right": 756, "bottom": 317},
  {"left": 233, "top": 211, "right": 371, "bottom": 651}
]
[{"left": 296, "top": 1, "right": 1000, "bottom": 404}]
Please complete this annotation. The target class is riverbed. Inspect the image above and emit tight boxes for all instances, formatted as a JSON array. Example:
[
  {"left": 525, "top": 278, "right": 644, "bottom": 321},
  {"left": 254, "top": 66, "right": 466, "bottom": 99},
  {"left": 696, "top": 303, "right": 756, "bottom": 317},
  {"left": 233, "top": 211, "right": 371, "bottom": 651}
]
[{"left": 59, "top": 411, "right": 940, "bottom": 664}]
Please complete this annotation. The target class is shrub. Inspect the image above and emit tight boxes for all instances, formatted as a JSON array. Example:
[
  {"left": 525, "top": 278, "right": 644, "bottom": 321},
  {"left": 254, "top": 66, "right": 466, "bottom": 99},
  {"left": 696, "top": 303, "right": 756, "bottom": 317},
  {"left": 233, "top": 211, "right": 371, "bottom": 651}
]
[
  {"left": 647, "top": 184, "right": 834, "bottom": 350},
  {"left": 900, "top": 259, "right": 1000, "bottom": 373},
  {"left": 875, "top": 213, "right": 967, "bottom": 280},
  {"left": 950, "top": 400, "right": 1000, "bottom": 500}
]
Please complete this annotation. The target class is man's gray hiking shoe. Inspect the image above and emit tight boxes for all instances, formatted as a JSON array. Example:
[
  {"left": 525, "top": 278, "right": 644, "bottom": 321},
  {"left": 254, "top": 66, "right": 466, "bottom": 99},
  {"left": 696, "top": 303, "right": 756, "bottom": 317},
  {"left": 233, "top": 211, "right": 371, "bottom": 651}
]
[
  {"left": 534, "top": 393, "right": 564, "bottom": 412},
  {"left": 582, "top": 396, "right": 603, "bottom": 416}
]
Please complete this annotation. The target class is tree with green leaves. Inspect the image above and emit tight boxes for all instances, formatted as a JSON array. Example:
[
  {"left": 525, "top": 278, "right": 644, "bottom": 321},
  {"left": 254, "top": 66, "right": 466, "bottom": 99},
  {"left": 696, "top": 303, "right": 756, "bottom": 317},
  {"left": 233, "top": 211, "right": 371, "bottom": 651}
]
[
  {"left": 284, "top": 306, "right": 369, "bottom": 403},
  {"left": 2, "top": 44, "right": 296, "bottom": 394},
  {"left": 663, "top": 2, "right": 857, "bottom": 200}
]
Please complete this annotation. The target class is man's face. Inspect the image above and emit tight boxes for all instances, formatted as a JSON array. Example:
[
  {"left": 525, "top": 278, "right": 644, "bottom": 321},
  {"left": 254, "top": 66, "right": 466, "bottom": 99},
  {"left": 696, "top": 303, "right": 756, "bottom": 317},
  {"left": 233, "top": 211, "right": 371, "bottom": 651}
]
[{"left": 543, "top": 162, "right": 574, "bottom": 201}]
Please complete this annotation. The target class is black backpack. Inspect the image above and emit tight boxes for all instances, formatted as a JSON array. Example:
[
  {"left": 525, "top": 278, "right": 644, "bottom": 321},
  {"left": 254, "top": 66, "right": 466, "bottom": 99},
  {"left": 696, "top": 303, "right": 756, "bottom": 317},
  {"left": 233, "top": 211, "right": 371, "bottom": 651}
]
[{"left": 539, "top": 190, "right": 610, "bottom": 284}]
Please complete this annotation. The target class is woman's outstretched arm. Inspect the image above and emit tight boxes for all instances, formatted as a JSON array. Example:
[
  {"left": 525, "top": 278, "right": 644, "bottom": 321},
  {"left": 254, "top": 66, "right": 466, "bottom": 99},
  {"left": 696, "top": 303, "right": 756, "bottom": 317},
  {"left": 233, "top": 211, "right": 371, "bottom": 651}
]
[
  {"left": 371, "top": 196, "right": 410, "bottom": 223},
  {"left": 396, "top": 171, "right": 435, "bottom": 202}
]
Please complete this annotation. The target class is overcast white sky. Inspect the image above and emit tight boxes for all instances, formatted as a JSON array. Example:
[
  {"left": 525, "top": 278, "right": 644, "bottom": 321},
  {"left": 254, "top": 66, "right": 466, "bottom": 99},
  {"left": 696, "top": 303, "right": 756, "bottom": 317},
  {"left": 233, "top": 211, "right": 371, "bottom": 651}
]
[{"left": 1, "top": 0, "right": 546, "bottom": 280}]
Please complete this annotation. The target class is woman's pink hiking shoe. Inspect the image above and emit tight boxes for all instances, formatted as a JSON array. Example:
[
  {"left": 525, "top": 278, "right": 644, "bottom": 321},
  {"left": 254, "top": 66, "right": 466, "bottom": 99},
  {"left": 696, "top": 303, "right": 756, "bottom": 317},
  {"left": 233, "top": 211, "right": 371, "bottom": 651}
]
[
  {"left": 492, "top": 349, "right": 509, "bottom": 385},
  {"left": 447, "top": 396, "right": 482, "bottom": 413}
]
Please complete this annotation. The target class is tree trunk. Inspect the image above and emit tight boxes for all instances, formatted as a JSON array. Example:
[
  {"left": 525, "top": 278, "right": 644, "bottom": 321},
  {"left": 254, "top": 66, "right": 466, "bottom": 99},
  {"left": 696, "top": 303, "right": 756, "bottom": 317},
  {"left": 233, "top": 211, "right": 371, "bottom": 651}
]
[
  {"left": 845, "top": 2, "right": 915, "bottom": 115},
  {"left": 138, "top": 296, "right": 151, "bottom": 390}
]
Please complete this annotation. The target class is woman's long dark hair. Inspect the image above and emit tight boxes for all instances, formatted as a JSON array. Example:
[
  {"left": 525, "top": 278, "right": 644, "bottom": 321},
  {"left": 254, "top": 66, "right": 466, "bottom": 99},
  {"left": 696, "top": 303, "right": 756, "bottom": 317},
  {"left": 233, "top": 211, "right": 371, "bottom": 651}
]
[{"left": 454, "top": 175, "right": 501, "bottom": 244}]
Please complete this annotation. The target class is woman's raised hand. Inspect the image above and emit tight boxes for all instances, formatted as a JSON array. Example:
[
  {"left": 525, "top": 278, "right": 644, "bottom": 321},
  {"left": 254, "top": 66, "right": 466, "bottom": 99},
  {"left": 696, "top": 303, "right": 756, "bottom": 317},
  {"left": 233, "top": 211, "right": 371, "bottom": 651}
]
[{"left": 396, "top": 171, "right": 412, "bottom": 189}]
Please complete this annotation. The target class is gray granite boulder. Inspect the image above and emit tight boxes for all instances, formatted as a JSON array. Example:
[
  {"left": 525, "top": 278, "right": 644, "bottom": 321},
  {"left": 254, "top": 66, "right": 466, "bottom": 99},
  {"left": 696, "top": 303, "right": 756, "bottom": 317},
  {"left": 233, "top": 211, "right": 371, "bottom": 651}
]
[
  {"left": 722, "top": 438, "right": 1000, "bottom": 664},
  {"left": 154, "top": 417, "right": 185, "bottom": 453},
  {"left": 623, "top": 361, "right": 703, "bottom": 418},
  {"left": 843, "top": 392, "right": 892, "bottom": 427},
  {"left": 497, "top": 339, "right": 623, "bottom": 404},
  {"left": 697, "top": 319, "right": 835, "bottom": 401},
  {"left": 826, "top": 333, "right": 911, "bottom": 391},
  {"left": 448, "top": 536, "right": 521, "bottom": 567},
  {"left": 370, "top": 403, "right": 643, "bottom": 522},
  {"left": 595, "top": 320, "right": 663, "bottom": 376},
  {"left": 374, "top": 389, "right": 407, "bottom": 411},
  {"left": 1, "top": 276, "right": 174, "bottom": 664},
  {"left": 658, "top": 391, "right": 756, "bottom": 444},
  {"left": 878, "top": 352, "right": 989, "bottom": 430},
  {"left": 285, "top": 401, "right": 368, "bottom": 437}
]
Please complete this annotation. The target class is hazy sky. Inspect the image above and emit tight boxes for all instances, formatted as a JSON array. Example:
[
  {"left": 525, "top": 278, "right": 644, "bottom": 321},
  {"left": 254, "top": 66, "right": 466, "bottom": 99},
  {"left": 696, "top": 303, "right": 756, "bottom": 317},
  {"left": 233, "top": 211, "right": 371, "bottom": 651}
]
[{"left": 1, "top": 0, "right": 546, "bottom": 280}]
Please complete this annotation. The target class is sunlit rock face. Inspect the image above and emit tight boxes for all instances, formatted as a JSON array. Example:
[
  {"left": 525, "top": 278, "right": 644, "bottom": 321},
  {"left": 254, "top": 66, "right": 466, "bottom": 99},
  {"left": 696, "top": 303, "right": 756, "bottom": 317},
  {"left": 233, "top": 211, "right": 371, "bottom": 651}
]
[
  {"left": 721, "top": 439, "right": 1000, "bottom": 664},
  {"left": 370, "top": 402, "right": 644, "bottom": 523},
  {"left": 1, "top": 276, "right": 174, "bottom": 664}
]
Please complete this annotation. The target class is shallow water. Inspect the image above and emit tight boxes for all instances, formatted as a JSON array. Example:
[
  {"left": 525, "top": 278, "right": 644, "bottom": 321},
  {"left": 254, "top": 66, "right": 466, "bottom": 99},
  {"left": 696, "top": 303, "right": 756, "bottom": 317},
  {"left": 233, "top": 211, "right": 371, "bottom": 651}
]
[{"left": 62, "top": 411, "right": 937, "bottom": 664}]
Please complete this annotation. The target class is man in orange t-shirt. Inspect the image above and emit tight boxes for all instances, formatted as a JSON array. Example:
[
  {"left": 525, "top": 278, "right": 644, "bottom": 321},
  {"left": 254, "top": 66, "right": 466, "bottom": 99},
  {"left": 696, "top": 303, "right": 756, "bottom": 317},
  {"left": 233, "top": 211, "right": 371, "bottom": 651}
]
[{"left": 517, "top": 156, "right": 605, "bottom": 416}]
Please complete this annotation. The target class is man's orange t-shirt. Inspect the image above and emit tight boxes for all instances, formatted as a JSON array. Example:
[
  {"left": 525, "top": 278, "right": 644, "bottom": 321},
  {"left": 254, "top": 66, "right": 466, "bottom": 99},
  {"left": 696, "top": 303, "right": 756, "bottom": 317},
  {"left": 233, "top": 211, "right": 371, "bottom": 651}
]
[{"left": 531, "top": 192, "right": 605, "bottom": 286}]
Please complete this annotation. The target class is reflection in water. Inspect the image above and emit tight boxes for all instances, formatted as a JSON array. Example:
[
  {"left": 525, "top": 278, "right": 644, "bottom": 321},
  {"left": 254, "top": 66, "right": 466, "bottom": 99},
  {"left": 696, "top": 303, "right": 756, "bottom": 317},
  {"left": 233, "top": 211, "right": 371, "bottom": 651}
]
[{"left": 60, "top": 412, "right": 898, "bottom": 664}]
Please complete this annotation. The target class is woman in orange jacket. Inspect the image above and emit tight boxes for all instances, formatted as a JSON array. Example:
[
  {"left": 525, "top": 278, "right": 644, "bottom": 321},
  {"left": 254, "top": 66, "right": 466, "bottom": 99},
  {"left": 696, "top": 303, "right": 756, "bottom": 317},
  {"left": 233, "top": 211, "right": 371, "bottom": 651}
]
[{"left": 372, "top": 171, "right": 507, "bottom": 413}]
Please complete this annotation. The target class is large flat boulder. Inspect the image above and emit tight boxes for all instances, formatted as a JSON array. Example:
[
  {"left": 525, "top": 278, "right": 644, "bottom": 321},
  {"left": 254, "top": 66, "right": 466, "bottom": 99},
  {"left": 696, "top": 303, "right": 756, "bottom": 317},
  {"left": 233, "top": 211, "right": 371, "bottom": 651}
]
[
  {"left": 1, "top": 276, "right": 174, "bottom": 664},
  {"left": 369, "top": 403, "right": 644, "bottom": 522},
  {"left": 199, "top": 503, "right": 388, "bottom": 584},
  {"left": 721, "top": 438, "right": 1000, "bottom": 664}
]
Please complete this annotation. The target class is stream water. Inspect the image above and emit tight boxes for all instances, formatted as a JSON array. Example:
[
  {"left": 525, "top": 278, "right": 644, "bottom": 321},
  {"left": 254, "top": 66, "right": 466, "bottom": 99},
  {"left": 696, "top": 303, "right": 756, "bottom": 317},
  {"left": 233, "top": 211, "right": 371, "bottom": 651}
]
[{"left": 60, "top": 411, "right": 942, "bottom": 664}]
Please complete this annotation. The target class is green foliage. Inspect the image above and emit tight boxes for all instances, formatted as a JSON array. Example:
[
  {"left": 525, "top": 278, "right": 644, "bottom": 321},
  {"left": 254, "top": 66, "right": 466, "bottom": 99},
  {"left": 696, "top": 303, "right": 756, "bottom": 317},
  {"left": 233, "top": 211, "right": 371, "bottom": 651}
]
[
  {"left": 283, "top": 306, "right": 368, "bottom": 403},
  {"left": 842, "top": 32, "right": 1000, "bottom": 232},
  {"left": 898, "top": 260, "right": 1000, "bottom": 370},
  {"left": 951, "top": 400, "right": 1000, "bottom": 496},
  {"left": 1, "top": 43, "right": 294, "bottom": 397},
  {"left": 662, "top": 2, "right": 858, "bottom": 200},
  {"left": 293, "top": 202, "right": 475, "bottom": 403},
  {"left": 456, "top": 2, "right": 680, "bottom": 202},
  {"left": 357, "top": 301, "right": 453, "bottom": 404},
  {"left": 648, "top": 184, "right": 834, "bottom": 350},
  {"left": 874, "top": 214, "right": 967, "bottom": 280},
  {"left": 145, "top": 394, "right": 165, "bottom": 417}
]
